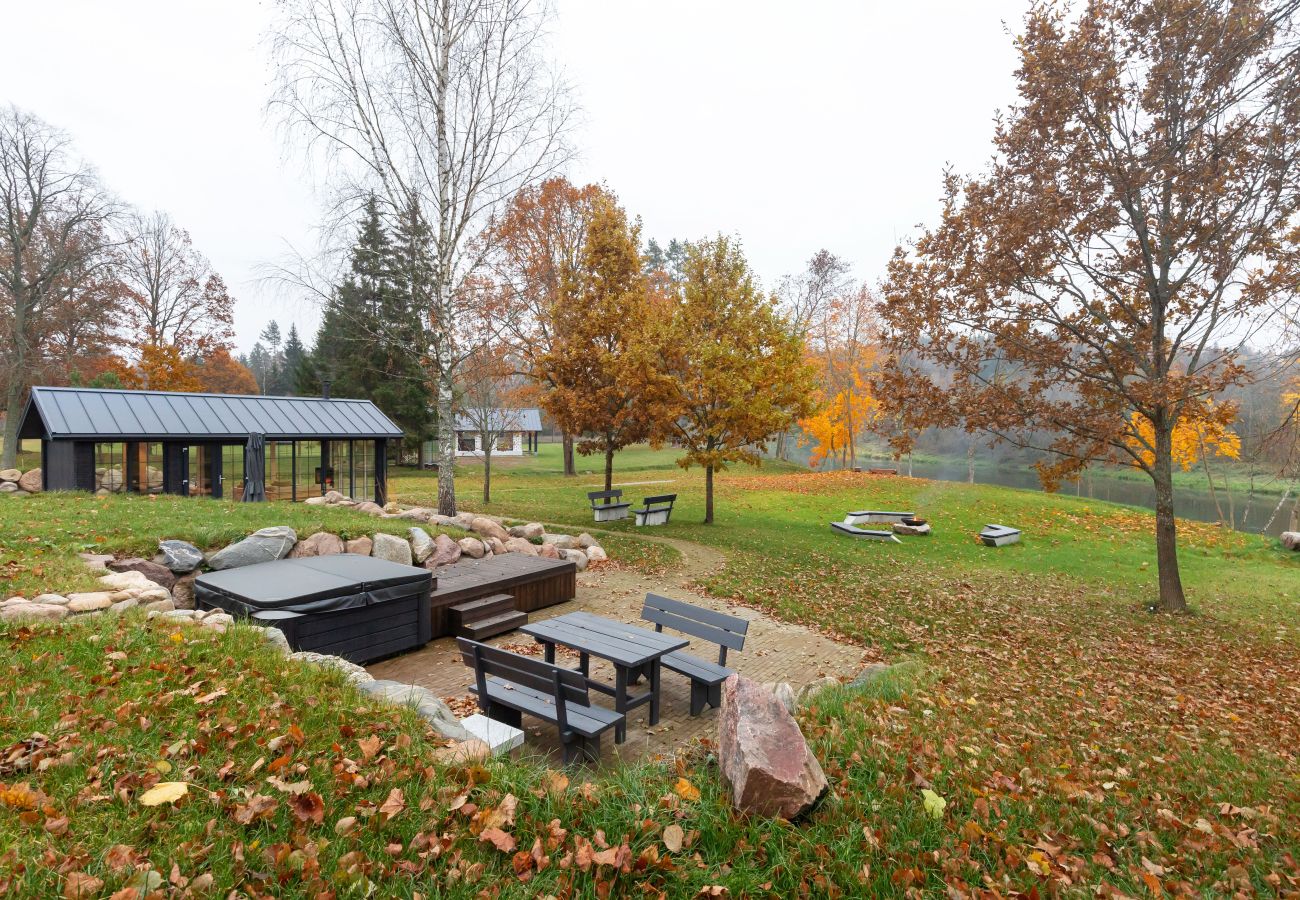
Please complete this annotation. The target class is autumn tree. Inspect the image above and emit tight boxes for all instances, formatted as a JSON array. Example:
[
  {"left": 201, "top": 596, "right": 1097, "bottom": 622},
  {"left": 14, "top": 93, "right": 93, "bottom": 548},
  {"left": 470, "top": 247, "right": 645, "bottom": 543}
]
[
  {"left": 0, "top": 106, "right": 119, "bottom": 467},
  {"left": 457, "top": 344, "right": 526, "bottom": 504},
  {"left": 487, "top": 177, "right": 602, "bottom": 476},
  {"left": 655, "top": 236, "right": 816, "bottom": 523},
  {"left": 195, "top": 347, "right": 260, "bottom": 394},
  {"left": 116, "top": 343, "right": 204, "bottom": 392},
  {"left": 800, "top": 283, "right": 879, "bottom": 468},
  {"left": 880, "top": 0, "right": 1300, "bottom": 612},
  {"left": 270, "top": 0, "right": 574, "bottom": 516},
  {"left": 539, "top": 192, "right": 662, "bottom": 491},
  {"left": 119, "top": 210, "right": 234, "bottom": 355}
]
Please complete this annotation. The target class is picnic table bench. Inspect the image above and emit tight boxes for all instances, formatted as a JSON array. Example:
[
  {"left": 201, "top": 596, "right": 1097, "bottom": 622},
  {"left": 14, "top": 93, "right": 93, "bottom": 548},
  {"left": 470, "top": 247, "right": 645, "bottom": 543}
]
[
  {"left": 641, "top": 594, "right": 749, "bottom": 715},
  {"left": 588, "top": 489, "right": 630, "bottom": 522},
  {"left": 520, "top": 611, "right": 688, "bottom": 737},
  {"left": 831, "top": 521, "right": 902, "bottom": 542},
  {"left": 458, "top": 638, "right": 624, "bottom": 764},
  {"left": 633, "top": 494, "right": 676, "bottom": 526}
]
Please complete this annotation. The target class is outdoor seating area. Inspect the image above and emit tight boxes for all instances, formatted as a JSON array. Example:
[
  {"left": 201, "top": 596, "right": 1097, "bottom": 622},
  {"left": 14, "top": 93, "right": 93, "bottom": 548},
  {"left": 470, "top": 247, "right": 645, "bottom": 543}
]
[
  {"left": 633, "top": 493, "right": 676, "bottom": 526},
  {"left": 588, "top": 489, "right": 630, "bottom": 521},
  {"left": 831, "top": 521, "right": 902, "bottom": 541}
]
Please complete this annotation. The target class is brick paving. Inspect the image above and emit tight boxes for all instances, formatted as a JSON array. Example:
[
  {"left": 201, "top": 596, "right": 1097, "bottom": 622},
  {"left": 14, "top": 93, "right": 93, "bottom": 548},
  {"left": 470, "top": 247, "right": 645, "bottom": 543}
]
[{"left": 368, "top": 535, "right": 867, "bottom": 765}]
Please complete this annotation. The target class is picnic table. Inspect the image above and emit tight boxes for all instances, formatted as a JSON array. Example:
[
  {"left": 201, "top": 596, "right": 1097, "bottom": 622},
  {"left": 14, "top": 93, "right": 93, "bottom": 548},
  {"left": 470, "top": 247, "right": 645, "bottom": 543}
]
[{"left": 520, "top": 611, "right": 688, "bottom": 737}]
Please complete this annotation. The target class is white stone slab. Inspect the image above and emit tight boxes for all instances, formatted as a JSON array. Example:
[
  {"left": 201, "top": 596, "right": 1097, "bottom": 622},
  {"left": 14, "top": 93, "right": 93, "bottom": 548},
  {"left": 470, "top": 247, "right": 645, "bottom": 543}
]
[{"left": 460, "top": 713, "right": 524, "bottom": 755}]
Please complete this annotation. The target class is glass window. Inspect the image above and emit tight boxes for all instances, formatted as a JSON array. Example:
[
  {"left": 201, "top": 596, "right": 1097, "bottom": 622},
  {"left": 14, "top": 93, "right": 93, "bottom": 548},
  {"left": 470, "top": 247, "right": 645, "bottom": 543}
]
[
  {"left": 94, "top": 443, "right": 127, "bottom": 493},
  {"left": 264, "top": 441, "right": 294, "bottom": 501},
  {"left": 354, "top": 440, "right": 375, "bottom": 502},
  {"left": 496, "top": 433, "right": 514, "bottom": 452},
  {"left": 325, "top": 440, "right": 350, "bottom": 498},
  {"left": 295, "top": 440, "right": 322, "bottom": 500},
  {"left": 222, "top": 444, "right": 245, "bottom": 501},
  {"left": 459, "top": 435, "right": 476, "bottom": 452},
  {"left": 126, "top": 442, "right": 164, "bottom": 493},
  {"left": 188, "top": 445, "right": 213, "bottom": 497}
]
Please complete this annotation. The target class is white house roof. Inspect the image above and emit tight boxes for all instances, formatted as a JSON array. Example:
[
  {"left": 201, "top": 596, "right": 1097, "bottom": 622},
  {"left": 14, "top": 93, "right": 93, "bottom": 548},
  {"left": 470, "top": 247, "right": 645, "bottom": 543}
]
[{"left": 453, "top": 408, "right": 542, "bottom": 432}]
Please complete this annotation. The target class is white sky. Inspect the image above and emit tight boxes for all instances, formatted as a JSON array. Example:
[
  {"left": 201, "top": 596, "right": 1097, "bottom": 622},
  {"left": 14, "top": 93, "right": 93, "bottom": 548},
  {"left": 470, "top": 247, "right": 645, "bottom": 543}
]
[{"left": 2, "top": 0, "right": 1029, "bottom": 353}]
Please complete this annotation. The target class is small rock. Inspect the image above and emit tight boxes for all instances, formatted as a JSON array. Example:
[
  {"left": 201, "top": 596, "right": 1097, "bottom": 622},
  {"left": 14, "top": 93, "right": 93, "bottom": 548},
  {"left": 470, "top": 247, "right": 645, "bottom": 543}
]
[
  {"left": 586, "top": 545, "right": 608, "bottom": 563},
  {"left": 171, "top": 574, "right": 197, "bottom": 610},
  {"left": 323, "top": 490, "right": 345, "bottom": 504},
  {"left": 560, "top": 548, "right": 588, "bottom": 571},
  {"left": 261, "top": 627, "right": 292, "bottom": 655},
  {"left": 433, "top": 739, "right": 492, "bottom": 764},
  {"left": 303, "top": 495, "right": 328, "bottom": 506},
  {"left": 0, "top": 482, "right": 16, "bottom": 493},
  {"left": 0, "top": 597, "right": 29, "bottom": 608},
  {"left": 159, "top": 609, "right": 197, "bottom": 621},
  {"left": 576, "top": 532, "right": 598, "bottom": 549},
  {"left": 67, "top": 592, "right": 115, "bottom": 613},
  {"left": 30, "top": 593, "right": 69, "bottom": 606},
  {"left": 0, "top": 468, "right": 20, "bottom": 482},
  {"left": 98, "top": 570, "right": 163, "bottom": 593},
  {"left": 718, "top": 675, "right": 828, "bottom": 819},
  {"left": 408, "top": 527, "right": 436, "bottom": 563},
  {"left": 107, "top": 598, "right": 140, "bottom": 615},
  {"left": 508, "top": 522, "right": 545, "bottom": 539},
  {"left": 541, "top": 533, "right": 576, "bottom": 550},
  {"left": 203, "top": 612, "right": 235, "bottom": 627},
  {"left": 539, "top": 542, "right": 560, "bottom": 559},
  {"left": 1281, "top": 531, "right": 1300, "bottom": 551},
  {"left": 428, "top": 514, "right": 459, "bottom": 527},
  {"left": 503, "top": 537, "right": 539, "bottom": 556},
  {"left": 17, "top": 469, "right": 41, "bottom": 492},
  {"left": 453, "top": 512, "right": 478, "bottom": 530},
  {"left": 143, "top": 598, "right": 175, "bottom": 613},
  {"left": 345, "top": 536, "right": 373, "bottom": 556},
  {"left": 289, "top": 651, "right": 373, "bottom": 684},
  {"left": 107, "top": 557, "right": 176, "bottom": 590},
  {"left": 797, "top": 676, "right": 842, "bottom": 706},
  {"left": 457, "top": 537, "right": 486, "bottom": 559},
  {"left": 486, "top": 536, "right": 507, "bottom": 555},
  {"left": 849, "top": 663, "right": 895, "bottom": 688},
  {"left": 761, "top": 681, "right": 798, "bottom": 714},
  {"left": 371, "top": 532, "right": 413, "bottom": 566},
  {"left": 426, "top": 533, "right": 462, "bottom": 568},
  {"left": 158, "top": 540, "right": 204, "bottom": 573},
  {"left": 79, "top": 553, "right": 115, "bottom": 572},
  {"left": 208, "top": 526, "right": 298, "bottom": 570},
  {"left": 290, "top": 531, "right": 345, "bottom": 558},
  {"left": 136, "top": 588, "right": 171, "bottom": 604},
  {"left": 353, "top": 501, "right": 384, "bottom": 516},
  {"left": 394, "top": 507, "right": 433, "bottom": 522},
  {"left": 1, "top": 604, "right": 67, "bottom": 622}
]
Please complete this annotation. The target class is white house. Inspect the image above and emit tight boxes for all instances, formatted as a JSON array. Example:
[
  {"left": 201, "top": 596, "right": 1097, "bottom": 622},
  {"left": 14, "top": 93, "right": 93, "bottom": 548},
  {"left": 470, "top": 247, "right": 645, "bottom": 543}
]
[{"left": 421, "top": 408, "right": 543, "bottom": 463}]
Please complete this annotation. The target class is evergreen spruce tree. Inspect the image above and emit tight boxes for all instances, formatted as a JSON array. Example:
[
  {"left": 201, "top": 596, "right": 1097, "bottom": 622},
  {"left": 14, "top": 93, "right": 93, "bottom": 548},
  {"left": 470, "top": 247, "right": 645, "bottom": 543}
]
[{"left": 282, "top": 325, "right": 307, "bottom": 397}]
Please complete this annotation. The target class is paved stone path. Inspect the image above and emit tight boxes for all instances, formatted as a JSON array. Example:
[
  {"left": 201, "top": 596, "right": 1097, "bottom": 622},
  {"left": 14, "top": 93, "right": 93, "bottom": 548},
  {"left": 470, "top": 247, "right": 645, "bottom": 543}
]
[{"left": 368, "top": 527, "right": 867, "bottom": 764}]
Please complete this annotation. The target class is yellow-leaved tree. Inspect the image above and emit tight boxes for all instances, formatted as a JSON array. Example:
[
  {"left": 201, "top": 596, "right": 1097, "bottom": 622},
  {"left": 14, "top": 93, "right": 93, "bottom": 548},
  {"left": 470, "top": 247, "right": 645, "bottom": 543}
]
[{"left": 1126, "top": 403, "right": 1241, "bottom": 524}]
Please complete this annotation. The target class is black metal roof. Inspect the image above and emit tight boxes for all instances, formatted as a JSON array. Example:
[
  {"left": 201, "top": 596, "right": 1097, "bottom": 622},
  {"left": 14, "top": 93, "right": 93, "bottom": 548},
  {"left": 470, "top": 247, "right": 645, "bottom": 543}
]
[{"left": 19, "top": 387, "right": 405, "bottom": 441}]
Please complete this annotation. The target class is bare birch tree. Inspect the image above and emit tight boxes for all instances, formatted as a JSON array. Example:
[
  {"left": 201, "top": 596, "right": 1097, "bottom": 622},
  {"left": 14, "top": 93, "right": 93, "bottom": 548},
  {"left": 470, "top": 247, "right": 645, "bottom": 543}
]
[
  {"left": 268, "top": 0, "right": 574, "bottom": 515},
  {"left": 0, "top": 106, "right": 118, "bottom": 468}
]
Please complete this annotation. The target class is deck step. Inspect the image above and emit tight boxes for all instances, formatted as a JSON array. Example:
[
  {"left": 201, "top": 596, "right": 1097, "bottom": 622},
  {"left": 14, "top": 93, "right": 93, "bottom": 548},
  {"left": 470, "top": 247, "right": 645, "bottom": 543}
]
[
  {"left": 456, "top": 610, "right": 529, "bottom": 641},
  {"left": 449, "top": 593, "right": 515, "bottom": 628}
]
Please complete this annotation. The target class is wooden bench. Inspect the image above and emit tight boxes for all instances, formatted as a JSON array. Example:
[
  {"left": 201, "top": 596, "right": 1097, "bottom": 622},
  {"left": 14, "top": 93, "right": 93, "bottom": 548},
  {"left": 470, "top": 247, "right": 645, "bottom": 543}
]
[
  {"left": 640, "top": 593, "right": 748, "bottom": 715},
  {"left": 458, "top": 638, "right": 625, "bottom": 764},
  {"left": 633, "top": 494, "right": 676, "bottom": 526},
  {"left": 588, "top": 489, "right": 631, "bottom": 522},
  {"left": 831, "top": 521, "right": 902, "bottom": 542}
]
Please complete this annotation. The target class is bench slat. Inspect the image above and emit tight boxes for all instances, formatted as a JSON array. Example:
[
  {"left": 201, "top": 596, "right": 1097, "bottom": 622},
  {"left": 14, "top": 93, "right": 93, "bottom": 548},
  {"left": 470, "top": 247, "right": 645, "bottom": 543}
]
[
  {"left": 661, "top": 650, "right": 733, "bottom": 684},
  {"left": 643, "top": 593, "right": 749, "bottom": 636},
  {"left": 473, "top": 678, "right": 621, "bottom": 738},
  {"left": 641, "top": 606, "right": 747, "bottom": 651}
]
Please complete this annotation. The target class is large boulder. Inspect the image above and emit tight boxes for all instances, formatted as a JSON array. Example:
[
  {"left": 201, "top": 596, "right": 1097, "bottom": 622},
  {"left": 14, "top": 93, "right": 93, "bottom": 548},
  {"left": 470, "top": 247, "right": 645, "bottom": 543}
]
[
  {"left": 0, "top": 468, "right": 20, "bottom": 482},
  {"left": 355, "top": 679, "right": 471, "bottom": 741},
  {"left": 425, "top": 533, "right": 462, "bottom": 568},
  {"left": 1282, "top": 532, "right": 1300, "bottom": 551},
  {"left": 171, "top": 574, "right": 198, "bottom": 610},
  {"left": 408, "top": 527, "right": 436, "bottom": 563},
  {"left": 158, "top": 539, "right": 203, "bottom": 573},
  {"left": 486, "top": 536, "right": 507, "bottom": 556},
  {"left": 586, "top": 545, "right": 608, "bottom": 563},
  {"left": 98, "top": 570, "right": 164, "bottom": 593},
  {"left": 0, "top": 482, "right": 16, "bottom": 493},
  {"left": 504, "top": 537, "right": 540, "bottom": 556},
  {"left": 345, "top": 536, "right": 373, "bottom": 556},
  {"left": 541, "top": 533, "right": 577, "bottom": 550},
  {"left": 575, "top": 532, "right": 599, "bottom": 549},
  {"left": 470, "top": 516, "right": 510, "bottom": 542},
  {"left": 560, "top": 548, "right": 589, "bottom": 571},
  {"left": 353, "top": 501, "right": 385, "bottom": 517},
  {"left": 371, "top": 532, "right": 413, "bottom": 566},
  {"left": 457, "top": 537, "right": 487, "bottom": 559},
  {"left": 290, "top": 532, "right": 345, "bottom": 558},
  {"left": 539, "top": 542, "right": 560, "bottom": 559},
  {"left": 208, "top": 526, "right": 298, "bottom": 570},
  {"left": 1, "top": 603, "right": 67, "bottom": 622},
  {"left": 66, "top": 592, "right": 116, "bottom": 614},
  {"left": 17, "top": 469, "right": 42, "bottom": 492},
  {"left": 107, "top": 557, "right": 176, "bottom": 591},
  {"left": 508, "top": 522, "right": 545, "bottom": 540},
  {"left": 717, "top": 675, "right": 827, "bottom": 819}
]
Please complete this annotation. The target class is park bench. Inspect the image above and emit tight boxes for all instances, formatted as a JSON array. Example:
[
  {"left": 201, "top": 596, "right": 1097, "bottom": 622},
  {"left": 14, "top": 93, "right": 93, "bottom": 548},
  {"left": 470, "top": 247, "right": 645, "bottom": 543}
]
[
  {"left": 843, "top": 510, "right": 914, "bottom": 525},
  {"left": 641, "top": 593, "right": 749, "bottom": 715},
  {"left": 458, "top": 637, "right": 625, "bottom": 764},
  {"left": 831, "top": 521, "right": 902, "bottom": 542},
  {"left": 588, "top": 489, "right": 631, "bottom": 522},
  {"left": 633, "top": 493, "right": 676, "bottom": 526},
  {"left": 979, "top": 524, "right": 1021, "bottom": 546}
]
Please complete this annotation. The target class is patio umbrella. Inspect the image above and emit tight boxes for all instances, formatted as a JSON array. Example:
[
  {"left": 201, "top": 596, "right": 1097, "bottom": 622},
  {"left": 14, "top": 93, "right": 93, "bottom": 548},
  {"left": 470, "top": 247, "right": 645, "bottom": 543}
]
[{"left": 242, "top": 433, "right": 267, "bottom": 502}]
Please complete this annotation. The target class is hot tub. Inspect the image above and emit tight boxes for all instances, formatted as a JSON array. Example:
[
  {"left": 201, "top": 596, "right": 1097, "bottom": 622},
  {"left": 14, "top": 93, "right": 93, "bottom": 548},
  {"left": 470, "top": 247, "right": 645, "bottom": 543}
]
[{"left": 194, "top": 554, "right": 433, "bottom": 664}]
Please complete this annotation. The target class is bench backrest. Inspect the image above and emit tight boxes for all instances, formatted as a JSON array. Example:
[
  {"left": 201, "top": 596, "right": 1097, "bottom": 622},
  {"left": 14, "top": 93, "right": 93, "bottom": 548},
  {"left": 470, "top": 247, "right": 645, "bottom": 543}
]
[
  {"left": 641, "top": 494, "right": 676, "bottom": 509},
  {"left": 640, "top": 593, "right": 748, "bottom": 666},
  {"left": 457, "top": 638, "right": 590, "bottom": 731},
  {"left": 588, "top": 489, "right": 623, "bottom": 506}
]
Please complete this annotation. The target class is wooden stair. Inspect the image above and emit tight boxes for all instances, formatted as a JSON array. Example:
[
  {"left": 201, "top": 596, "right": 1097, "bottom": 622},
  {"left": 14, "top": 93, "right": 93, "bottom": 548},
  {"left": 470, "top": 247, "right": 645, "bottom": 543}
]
[{"left": 450, "top": 593, "right": 527, "bottom": 640}]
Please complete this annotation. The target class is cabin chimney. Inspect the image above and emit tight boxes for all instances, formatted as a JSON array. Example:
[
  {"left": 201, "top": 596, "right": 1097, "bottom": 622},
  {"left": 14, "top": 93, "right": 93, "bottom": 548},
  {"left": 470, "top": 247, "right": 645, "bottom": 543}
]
[{"left": 321, "top": 380, "right": 331, "bottom": 400}]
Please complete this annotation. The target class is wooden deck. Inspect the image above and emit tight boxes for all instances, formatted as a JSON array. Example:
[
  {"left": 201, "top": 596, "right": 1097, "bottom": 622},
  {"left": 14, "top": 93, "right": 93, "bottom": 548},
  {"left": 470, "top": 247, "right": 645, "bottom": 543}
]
[{"left": 429, "top": 554, "right": 576, "bottom": 637}]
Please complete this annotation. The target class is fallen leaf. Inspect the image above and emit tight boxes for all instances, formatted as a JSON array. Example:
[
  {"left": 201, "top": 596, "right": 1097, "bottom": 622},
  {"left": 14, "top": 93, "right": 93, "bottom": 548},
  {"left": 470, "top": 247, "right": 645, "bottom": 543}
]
[
  {"left": 139, "top": 782, "right": 189, "bottom": 807},
  {"left": 674, "top": 778, "right": 701, "bottom": 802},
  {"left": 480, "top": 826, "right": 517, "bottom": 852},
  {"left": 663, "top": 823, "right": 684, "bottom": 853},
  {"left": 290, "top": 791, "right": 325, "bottom": 824}
]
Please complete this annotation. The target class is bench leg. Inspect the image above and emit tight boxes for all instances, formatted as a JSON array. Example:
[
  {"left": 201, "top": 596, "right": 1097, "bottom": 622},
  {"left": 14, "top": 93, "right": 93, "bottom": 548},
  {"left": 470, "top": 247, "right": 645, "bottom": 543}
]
[
  {"left": 707, "top": 682, "right": 722, "bottom": 711},
  {"left": 485, "top": 703, "right": 522, "bottom": 729},
  {"left": 689, "top": 680, "right": 708, "bottom": 716},
  {"left": 563, "top": 735, "right": 601, "bottom": 766},
  {"left": 648, "top": 660, "right": 662, "bottom": 726}
]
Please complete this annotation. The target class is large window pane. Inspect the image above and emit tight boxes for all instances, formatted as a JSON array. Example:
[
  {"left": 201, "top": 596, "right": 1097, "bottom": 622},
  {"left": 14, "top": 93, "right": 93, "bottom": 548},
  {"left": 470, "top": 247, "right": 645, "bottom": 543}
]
[
  {"left": 188, "top": 445, "right": 213, "bottom": 497},
  {"left": 94, "top": 443, "right": 127, "bottom": 493},
  {"left": 295, "top": 440, "right": 322, "bottom": 500},
  {"left": 265, "top": 441, "right": 294, "bottom": 501},
  {"left": 222, "top": 444, "right": 245, "bottom": 501},
  {"left": 325, "top": 440, "right": 350, "bottom": 497},
  {"left": 354, "top": 441, "right": 374, "bottom": 503}
]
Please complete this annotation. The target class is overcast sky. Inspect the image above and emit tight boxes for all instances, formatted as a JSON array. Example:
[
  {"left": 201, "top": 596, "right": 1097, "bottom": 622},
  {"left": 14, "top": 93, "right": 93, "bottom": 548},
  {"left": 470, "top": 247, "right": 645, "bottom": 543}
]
[{"left": 2, "top": 0, "right": 1030, "bottom": 354}]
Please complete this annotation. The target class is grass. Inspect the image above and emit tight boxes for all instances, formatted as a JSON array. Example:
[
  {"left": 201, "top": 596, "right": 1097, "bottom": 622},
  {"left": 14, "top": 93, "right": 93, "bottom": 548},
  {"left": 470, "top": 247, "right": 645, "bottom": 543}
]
[{"left": 3, "top": 443, "right": 1300, "bottom": 895}]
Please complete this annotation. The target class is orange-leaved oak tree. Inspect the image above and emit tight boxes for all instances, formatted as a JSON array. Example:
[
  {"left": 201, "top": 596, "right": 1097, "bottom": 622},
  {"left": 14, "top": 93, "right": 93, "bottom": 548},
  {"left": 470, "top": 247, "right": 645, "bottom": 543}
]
[
  {"left": 879, "top": 0, "right": 1300, "bottom": 612},
  {"left": 537, "top": 191, "right": 665, "bottom": 492},
  {"left": 654, "top": 236, "right": 816, "bottom": 523}
]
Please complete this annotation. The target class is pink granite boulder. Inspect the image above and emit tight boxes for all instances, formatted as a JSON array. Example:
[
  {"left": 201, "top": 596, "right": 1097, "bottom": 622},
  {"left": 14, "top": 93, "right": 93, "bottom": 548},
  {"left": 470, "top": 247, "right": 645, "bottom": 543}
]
[
  {"left": 289, "top": 532, "right": 345, "bottom": 558},
  {"left": 345, "top": 536, "right": 373, "bottom": 556},
  {"left": 717, "top": 674, "right": 827, "bottom": 819},
  {"left": 503, "top": 537, "right": 540, "bottom": 556},
  {"left": 107, "top": 557, "right": 176, "bottom": 591},
  {"left": 424, "top": 533, "right": 463, "bottom": 569}
]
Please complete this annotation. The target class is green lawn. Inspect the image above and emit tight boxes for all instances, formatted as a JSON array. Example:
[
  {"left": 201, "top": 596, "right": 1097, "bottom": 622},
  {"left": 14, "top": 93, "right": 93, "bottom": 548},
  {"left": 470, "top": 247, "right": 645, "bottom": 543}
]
[{"left": 2, "top": 445, "right": 1299, "bottom": 896}]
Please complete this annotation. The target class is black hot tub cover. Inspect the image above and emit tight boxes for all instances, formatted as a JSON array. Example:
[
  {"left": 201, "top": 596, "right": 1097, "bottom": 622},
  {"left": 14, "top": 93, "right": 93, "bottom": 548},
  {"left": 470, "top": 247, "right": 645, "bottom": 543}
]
[{"left": 194, "top": 553, "right": 432, "bottom": 616}]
